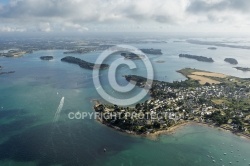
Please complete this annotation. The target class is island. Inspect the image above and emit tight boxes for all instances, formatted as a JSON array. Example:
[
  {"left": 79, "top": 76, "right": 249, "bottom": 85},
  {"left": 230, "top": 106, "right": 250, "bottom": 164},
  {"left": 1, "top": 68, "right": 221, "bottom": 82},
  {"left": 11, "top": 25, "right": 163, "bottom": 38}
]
[
  {"left": 179, "top": 54, "right": 214, "bottom": 62},
  {"left": 155, "top": 60, "right": 165, "bottom": 63},
  {"left": 187, "top": 39, "right": 250, "bottom": 50},
  {"left": 121, "top": 52, "right": 144, "bottom": 60},
  {"left": 140, "top": 48, "right": 162, "bottom": 55},
  {"left": 63, "top": 45, "right": 116, "bottom": 54},
  {"left": 207, "top": 47, "right": 217, "bottom": 50},
  {"left": 0, "top": 65, "right": 15, "bottom": 75},
  {"left": 61, "top": 56, "right": 109, "bottom": 70},
  {"left": 0, "top": 71, "right": 15, "bottom": 75},
  {"left": 94, "top": 68, "right": 250, "bottom": 139},
  {"left": 234, "top": 67, "right": 250, "bottom": 72},
  {"left": 63, "top": 48, "right": 93, "bottom": 54},
  {"left": 0, "top": 50, "right": 30, "bottom": 58},
  {"left": 40, "top": 56, "right": 53, "bottom": 61},
  {"left": 224, "top": 58, "right": 238, "bottom": 65}
]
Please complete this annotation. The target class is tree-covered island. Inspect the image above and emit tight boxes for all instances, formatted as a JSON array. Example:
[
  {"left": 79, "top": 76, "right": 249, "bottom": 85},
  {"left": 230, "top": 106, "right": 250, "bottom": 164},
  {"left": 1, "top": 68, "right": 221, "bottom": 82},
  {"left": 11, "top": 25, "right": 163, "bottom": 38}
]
[
  {"left": 94, "top": 68, "right": 250, "bottom": 138},
  {"left": 224, "top": 58, "right": 238, "bottom": 65},
  {"left": 234, "top": 67, "right": 250, "bottom": 72},
  {"left": 140, "top": 48, "right": 162, "bottom": 55},
  {"left": 121, "top": 52, "right": 144, "bottom": 60},
  {"left": 40, "top": 56, "right": 53, "bottom": 60},
  {"left": 179, "top": 54, "right": 214, "bottom": 62},
  {"left": 61, "top": 56, "right": 109, "bottom": 70}
]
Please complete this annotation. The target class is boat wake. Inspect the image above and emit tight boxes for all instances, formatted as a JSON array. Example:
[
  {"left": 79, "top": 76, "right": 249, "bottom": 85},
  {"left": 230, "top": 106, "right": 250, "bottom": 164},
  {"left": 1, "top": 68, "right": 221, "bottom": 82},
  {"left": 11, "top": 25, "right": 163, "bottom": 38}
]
[{"left": 53, "top": 97, "right": 65, "bottom": 123}]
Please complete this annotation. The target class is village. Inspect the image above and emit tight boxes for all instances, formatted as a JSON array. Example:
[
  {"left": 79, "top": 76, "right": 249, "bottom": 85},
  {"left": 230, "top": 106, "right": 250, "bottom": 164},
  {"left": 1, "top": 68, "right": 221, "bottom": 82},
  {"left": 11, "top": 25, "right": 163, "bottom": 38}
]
[{"left": 94, "top": 69, "right": 250, "bottom": 137}]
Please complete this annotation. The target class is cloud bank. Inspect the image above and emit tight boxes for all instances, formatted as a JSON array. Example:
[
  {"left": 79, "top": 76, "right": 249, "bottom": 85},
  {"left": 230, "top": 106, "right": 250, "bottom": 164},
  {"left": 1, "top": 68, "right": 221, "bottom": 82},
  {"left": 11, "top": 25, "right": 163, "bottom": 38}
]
[{"left": 0, "top": 0, "right": 249, "bottom": 33}]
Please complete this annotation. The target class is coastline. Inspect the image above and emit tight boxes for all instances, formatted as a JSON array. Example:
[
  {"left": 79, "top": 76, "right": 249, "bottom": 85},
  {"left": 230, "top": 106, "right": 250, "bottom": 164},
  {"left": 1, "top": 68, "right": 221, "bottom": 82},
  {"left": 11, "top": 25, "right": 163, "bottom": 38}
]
[
  {"left": 92, "top": 100, "right": 250, "bottom": 140},
  {"left": 145, "top": 121, "right": 191, "bottom": 140}
]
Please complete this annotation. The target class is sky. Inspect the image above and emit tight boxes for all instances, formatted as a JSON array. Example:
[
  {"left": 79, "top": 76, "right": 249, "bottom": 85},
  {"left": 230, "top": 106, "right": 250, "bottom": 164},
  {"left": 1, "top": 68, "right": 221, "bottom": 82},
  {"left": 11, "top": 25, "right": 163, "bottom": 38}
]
[{"left": 0, "top": 0, "right": 250, "bottom": 35}]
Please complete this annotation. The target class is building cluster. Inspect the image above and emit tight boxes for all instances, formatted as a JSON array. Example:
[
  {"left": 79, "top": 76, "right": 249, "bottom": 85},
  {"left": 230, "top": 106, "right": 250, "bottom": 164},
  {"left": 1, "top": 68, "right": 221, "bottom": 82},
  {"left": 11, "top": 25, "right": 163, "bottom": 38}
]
[{"left": 95, "top": 82, "right": 250, "bottom": 135}]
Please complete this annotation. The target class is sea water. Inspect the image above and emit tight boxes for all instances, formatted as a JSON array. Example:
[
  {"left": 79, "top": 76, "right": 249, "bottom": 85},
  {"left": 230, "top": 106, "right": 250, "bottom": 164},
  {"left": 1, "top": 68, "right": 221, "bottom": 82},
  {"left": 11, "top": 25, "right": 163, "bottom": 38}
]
[{"left": 0, "top": 39, "right": 250, "bottom": 166}]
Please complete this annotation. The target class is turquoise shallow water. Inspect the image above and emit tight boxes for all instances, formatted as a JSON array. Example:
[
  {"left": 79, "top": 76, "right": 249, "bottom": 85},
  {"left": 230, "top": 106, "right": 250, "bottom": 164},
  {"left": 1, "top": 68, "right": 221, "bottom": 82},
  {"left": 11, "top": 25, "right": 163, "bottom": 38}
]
[
  {"left": 1, "top": 39, "right": 250, "bottom": 166},
  {"left": 94, "top": 125, "right": 250, "bottom": 166}
]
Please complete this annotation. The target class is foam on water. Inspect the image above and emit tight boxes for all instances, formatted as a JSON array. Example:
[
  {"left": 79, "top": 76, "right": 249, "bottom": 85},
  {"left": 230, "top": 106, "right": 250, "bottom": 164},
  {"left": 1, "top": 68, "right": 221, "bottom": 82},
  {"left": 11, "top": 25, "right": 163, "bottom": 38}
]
[{"left": 53, "top": 97, "right": 65, "bottom": 122}]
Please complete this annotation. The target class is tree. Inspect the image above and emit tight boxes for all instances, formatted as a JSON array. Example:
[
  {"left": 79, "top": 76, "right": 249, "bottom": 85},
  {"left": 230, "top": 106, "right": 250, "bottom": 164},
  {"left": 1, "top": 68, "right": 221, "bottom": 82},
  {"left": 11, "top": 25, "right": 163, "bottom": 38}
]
[
  {"left": 204, "top": 82, "right": 211, "bottom": 86},
  {"left": 140, "top": 126, "right": 147, "bottom": 133},
  {"left": 135, "top": 103, "right": 141, "bottom": 110},
  {"left": 153, "top": 122, "right": 161, "bottom": 129}
]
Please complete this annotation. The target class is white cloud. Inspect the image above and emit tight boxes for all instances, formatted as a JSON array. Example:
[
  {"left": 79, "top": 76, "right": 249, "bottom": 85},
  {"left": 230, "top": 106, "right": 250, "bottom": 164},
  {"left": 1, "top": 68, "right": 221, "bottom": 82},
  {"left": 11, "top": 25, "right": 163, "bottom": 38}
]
[
  {"left": 0, "top": 0, "right": 250, "bottom": 33},
  {"left": 62, "top": 22, "right": 89, "bottom": 32},
  {"left": 38, "top": 22, "right": 51, "bottom": 32},
  {"left": 0, "top": 26, "right": 26, "bottom": 32}
]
